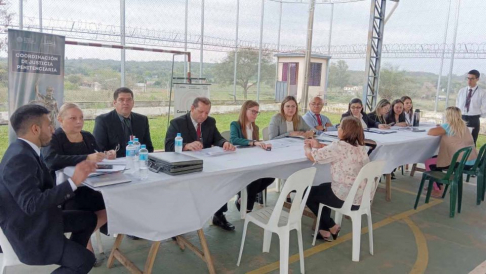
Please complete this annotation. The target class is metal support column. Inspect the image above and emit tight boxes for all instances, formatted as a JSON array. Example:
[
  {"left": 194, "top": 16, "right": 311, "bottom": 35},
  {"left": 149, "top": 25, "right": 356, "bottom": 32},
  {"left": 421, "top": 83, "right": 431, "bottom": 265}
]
[
  {"left": 256, "top": 0, "right": 265, "bottom": 102},
  {"left": 184, "top": 0, "right": 188, "bottom": 82},
  {"left": 200, "top": 0, "right": 205, "bottom": 78},
  {"left": 233, "top": 0, "right": 240, "bottom": 101},
  {"left": 120, "top": 0, "right": 126, "bottom": 87},
  {"left": 38, "top": 0, "right": 42, "bottom": 32},
  {"left": 301, "top": 0, "right": 316, "bottom": 114},
  {"left": 434, "top": 0, "right": 453, "bottom": 112},
  {"left": 323, "top": 3, "right": 334, "bottom": 103},
  {"left": 19, "top": 0, "right": 23, "bottom": 29},
  {"left": 445, "top": 0, "right": 461, "bottom": 107},
  {"left": 362, "top": 0, "right": 390, "bottom": 112}
]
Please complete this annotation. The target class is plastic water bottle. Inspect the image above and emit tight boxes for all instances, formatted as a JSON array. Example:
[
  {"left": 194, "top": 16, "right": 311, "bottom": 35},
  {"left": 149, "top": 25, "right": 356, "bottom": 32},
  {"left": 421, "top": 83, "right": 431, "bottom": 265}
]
[
  {"left": 175, "top": 133, "right": 183, "bottom": 153},
  {"left": 139, "top": 144, "right": 149, "bottom": 180},
  {"left": 125, "top": 141, "right": 136, "bottom": 171},
  {"left": 133, "top": 138, "right": 141, "bottom": 156}
]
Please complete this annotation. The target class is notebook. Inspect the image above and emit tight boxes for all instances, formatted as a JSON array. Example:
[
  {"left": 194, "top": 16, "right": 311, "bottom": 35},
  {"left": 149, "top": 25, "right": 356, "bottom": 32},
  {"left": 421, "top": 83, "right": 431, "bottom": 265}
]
[{"left": 83, "top": 173, "right": 132, "bottom": 188}]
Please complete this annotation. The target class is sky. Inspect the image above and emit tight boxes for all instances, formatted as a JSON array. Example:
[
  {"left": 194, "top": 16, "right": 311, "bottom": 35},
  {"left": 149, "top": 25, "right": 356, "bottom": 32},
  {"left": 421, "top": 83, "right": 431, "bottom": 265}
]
[{"left": 2, "top": 0, "right": 485, "bottom": 75}]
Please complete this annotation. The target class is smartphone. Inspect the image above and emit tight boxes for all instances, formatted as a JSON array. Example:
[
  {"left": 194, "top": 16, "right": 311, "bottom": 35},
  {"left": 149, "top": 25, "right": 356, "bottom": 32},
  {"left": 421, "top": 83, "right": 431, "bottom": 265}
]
[{"left": 96, "top": 164, "right": 113, "bottom": 170}]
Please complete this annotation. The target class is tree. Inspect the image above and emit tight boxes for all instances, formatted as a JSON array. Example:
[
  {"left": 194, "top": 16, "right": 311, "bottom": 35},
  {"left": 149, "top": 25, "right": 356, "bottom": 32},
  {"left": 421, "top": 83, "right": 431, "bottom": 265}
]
[
  {"left": 329, "top": 60, "right": 350, "bottom": 88},
  {"left": 378, "top": 64, "right": 416, "bottom": 100},
  {"left": 0, "top": 0, "right": 14, "bottom": 52},
  {"left": 214, "top": 49, "right": 274, "bottom": 100}
]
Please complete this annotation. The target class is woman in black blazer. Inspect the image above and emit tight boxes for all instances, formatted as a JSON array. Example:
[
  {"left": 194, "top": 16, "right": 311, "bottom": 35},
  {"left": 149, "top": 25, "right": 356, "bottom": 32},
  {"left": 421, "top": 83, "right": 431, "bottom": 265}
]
[
  {"left": 42, "top": 103, "right": 115, "bottom": 258},
  {"left": 341, "top": 98, "right": 389, "bottom": 129},
  {"left": 385, "top": 99, "right": 408, "bottom": 126}
]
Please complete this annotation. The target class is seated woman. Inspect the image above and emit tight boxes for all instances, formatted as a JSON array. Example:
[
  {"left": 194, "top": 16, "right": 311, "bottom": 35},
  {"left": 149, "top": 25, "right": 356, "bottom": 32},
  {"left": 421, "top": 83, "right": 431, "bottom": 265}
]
[
  {"left": 385, "top": 99, "right": 408, "bottom": 127},
  {"left": 341, "top": 98, "right": 389, "bottom": 129},
  {"left": 42, "top": 103, "right": 116, "bottom": 261},
  {"left": 425, "top": 106, "right": 478, "bottom": 196},
  {"left": 367, "top": 99, "right": 391, "bottom": 125},
  {"left": 269, "top": 96, "right": 314, "bottom": 140},
  {"left": 304, "top": 117, "right": 370, "bottom": 241},
  {"left": 230, "top": 100, "right": 275, "bottom": 212},
  {"left": 401, "top": 96, "right": 414, "bottom": 126}
]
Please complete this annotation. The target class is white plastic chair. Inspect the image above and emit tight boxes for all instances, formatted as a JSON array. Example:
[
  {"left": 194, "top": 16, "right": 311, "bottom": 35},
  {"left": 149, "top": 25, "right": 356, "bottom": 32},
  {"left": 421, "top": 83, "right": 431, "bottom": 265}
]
[
  {"left": 221, "top": 130, "right": 231, "bottom": 141},
  {"left": 237, "top": 167, "right": 316, "bottom": 274},
  {"left": 311, "top": 161, "right": 385, "bottom": 262},
  {"left": 0, "top": 227, "right": 55, "bottom": 274}
]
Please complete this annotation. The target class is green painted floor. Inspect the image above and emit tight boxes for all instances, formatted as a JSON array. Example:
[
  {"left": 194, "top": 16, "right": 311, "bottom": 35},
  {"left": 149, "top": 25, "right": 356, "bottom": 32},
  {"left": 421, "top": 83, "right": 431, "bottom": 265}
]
[{"left": 3, "top": 170, "right": 486, "bottom": 274}]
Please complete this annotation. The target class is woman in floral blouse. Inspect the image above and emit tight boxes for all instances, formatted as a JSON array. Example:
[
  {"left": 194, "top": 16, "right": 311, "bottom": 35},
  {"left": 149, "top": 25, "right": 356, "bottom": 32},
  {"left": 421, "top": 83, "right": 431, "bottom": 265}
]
[{"left": 304, "top": 116, "right": 370, "bottom": 241}]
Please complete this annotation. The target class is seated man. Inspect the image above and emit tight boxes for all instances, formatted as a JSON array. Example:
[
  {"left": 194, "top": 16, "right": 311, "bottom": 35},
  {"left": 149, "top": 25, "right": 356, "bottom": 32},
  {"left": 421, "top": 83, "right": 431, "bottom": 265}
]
[
  {"left": 93, "top": 87, "right": 154, "bottom": 158},
  {"left": 165, "top": 97, "right": 236, "bottom": 231},
  {"left": 0, "top": 104, "right": 98, "bottom": 273},
  {"left": 302, "top": 96, "right": 334, "bottom": 134}
]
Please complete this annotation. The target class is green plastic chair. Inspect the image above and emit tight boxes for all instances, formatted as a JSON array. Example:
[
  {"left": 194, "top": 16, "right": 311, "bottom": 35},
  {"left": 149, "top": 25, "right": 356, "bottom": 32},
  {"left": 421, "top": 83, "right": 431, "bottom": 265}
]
[
  {"left": 462, "top": 143, "right": 486, "bottom": 205},
  {"left": 414, "top": 146, "right": 473, "bottom": 218}
]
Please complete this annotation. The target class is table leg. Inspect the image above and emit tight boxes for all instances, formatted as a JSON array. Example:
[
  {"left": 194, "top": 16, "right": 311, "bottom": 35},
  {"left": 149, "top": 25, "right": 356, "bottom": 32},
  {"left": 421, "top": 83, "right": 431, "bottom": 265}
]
[
  {"left": 410, "top": 163, "right": 417, "bottom": 177},
  {"left": 198, "top": 229, "right": 216, "bottom": 274},
  {"left": 175, "top": 235, "right": 185, "bottom": 250},
  {"left": 240, "top": 188, "right": 248, "bottom": 219},
  {"left": 143, "top": 241, "right": 162, "bottom": 274},
  {"left": 107, "top": 234, "right": 124, "bottom": 268},
  {"left": 386, "top": 174, "right": 392, "bottom": 202}
]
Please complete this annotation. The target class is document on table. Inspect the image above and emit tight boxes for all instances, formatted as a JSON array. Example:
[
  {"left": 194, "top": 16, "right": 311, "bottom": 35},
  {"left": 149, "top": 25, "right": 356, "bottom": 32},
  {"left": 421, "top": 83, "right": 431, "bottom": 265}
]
[
  {"left": 267, "top": 138, "right": 303, "bottom": 149},
  {"left": 322, "top": 131, "right": 339, "bottom": 137},
  {"left": 84, "top": 172, "right": 132, "bottom": 188},
  {"left": 64, "top": 165, "right": 126, "bottom": 178},
  {"left": 196, "top": 146, "right": 236, "bottom": 157},
  {"left": 364, "top": 128, "right": 397, "bottom": 134},
  {"left": 101, "top": 158, "right": 127, "bottom": 165}
]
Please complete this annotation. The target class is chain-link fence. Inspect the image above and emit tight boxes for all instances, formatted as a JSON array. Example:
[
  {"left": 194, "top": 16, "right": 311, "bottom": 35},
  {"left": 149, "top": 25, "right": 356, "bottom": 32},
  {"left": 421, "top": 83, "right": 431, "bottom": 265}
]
[{"left": 0, "top": 0, "right": 485, "bottom": 118}]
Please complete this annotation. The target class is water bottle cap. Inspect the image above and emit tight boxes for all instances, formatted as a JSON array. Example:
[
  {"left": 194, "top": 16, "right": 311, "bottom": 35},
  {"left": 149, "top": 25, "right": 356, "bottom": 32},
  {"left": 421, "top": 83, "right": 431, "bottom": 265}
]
[
  {"left": 134, "top": 138, "right": 139, "bottom": 141},
  {"left": 128, "top": 141, "right": 134, "bottom": 145},
  {"left": 177, "top": 133, "right": 181, "bottom": 137},
  {"left": 141, "top": 144, "right": 146, "bottom": 149}
]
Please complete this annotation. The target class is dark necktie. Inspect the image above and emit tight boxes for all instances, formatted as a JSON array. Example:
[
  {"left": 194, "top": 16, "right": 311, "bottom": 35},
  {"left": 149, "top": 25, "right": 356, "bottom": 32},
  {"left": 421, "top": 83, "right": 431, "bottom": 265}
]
[
  {"left": 465, "top": 88, "right": 473, "bottom": 113},
  {"left": 315, "top": 114, "right": 322, "bottom": 126},
  {"left": 196, "top": 123, "right": 202, "bottom": 141},
  {"left": 123, "top": 117, "right": 132, "bottom": 140}
]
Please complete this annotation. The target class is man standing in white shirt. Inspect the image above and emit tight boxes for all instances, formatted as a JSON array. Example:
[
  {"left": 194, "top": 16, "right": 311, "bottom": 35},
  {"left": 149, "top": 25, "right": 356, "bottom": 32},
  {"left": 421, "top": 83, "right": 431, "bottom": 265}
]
[{"left": 455, "top": 70, "right": 486, "bottom": 144}]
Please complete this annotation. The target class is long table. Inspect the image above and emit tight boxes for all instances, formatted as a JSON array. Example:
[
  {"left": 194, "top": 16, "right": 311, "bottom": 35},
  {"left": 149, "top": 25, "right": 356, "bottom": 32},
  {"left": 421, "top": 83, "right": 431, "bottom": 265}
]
[{"left": 80, "top": 126, "right": 440, "bottom": 273}]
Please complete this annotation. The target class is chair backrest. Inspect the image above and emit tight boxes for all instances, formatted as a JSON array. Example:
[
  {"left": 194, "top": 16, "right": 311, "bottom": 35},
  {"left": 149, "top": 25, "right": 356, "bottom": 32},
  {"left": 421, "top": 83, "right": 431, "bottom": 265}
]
[
  {"left": 0, "top": 226, "right": 22, "bottom": 267},
  {"left": 268, "top": 167, "right": 316, "bottom": 227},
  {"left": 442, "top": 146, "right": 472, "bottom": 181},
  {"left": 470, "top": 143, "right": 486, "bottom": 172},
  {"left": 221, "top": 130, "right": 231, "bottom": 141},
  {"left": 341, "top": 161, "right": 386, "bottom": 211},
  {"left": 451, "top": 146, "right": 473, "bottom": 182},
  {"left": 262, "top": 127, "right": 270, "bottom": 141}
]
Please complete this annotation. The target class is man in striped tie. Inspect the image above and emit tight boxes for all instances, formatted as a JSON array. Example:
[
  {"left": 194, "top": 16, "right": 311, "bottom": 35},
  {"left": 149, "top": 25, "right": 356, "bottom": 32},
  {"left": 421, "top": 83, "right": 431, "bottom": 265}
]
[{"left": 455, "top": 70, "right": 486, "bottom": 144}]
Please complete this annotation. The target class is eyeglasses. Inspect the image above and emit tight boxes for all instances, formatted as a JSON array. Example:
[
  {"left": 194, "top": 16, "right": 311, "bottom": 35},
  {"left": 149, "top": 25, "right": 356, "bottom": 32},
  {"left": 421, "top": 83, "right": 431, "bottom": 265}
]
[
  {"left": 350, "top": 106, "right": 362, "bottom": 110},
  {"left": 310, "top": 103, "right": 323, "bottom": 106},
  {"left": 466, "top": 77, "right": 477, "bottom": 80},
  {"left": 247, "top": 109, "right": 260, "bottom": 115}
]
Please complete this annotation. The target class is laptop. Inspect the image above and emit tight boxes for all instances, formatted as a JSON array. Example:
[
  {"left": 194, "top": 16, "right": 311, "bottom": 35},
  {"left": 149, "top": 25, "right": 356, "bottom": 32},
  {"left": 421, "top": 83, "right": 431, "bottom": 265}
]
[
  {"left": 83, "top": 172, "right": 132, "bottom": 188},
  {"left": 148, "top": 152, "right": 203, "bottom": 175}
]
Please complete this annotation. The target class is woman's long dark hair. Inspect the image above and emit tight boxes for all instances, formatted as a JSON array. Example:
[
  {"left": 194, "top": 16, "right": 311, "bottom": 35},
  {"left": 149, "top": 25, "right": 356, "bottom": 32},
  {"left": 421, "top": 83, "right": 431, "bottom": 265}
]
[
  {"left": 400, "top": 96, "right": 413, "bottom": 121},
  {"left": 340, "top": 116, "right": 365, "bottom": 147},
  {"left": 343, "top": 98, "right": 366, "bottom": 116},
  {"left": 387, "top": 99, "right": 404, "bottom": 122}
]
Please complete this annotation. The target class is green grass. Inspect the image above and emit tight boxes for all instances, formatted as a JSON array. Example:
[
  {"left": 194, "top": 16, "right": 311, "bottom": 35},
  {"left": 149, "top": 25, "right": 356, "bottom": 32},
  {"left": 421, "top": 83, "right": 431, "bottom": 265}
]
[{"left": 0, "top": 111, "right": 484, "bottom": 160}]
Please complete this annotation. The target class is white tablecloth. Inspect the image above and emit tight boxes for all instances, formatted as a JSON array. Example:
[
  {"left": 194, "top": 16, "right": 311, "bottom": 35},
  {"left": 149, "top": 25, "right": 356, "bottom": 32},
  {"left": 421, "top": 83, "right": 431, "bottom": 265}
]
[{"left": 68, "top": 129, "right": 440, "bottom": 241}]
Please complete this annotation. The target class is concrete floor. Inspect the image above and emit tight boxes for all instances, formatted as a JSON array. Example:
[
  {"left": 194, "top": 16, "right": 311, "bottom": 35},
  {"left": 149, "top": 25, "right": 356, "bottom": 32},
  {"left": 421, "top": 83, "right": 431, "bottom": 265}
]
[{"left": 2, "top": 169, "right": 486, "bottom": 274}]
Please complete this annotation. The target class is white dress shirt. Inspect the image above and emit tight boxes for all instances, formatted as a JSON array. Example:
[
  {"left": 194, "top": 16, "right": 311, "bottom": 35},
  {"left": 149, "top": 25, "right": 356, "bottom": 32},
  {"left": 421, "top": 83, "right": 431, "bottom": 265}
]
[
  {"left": 455, "top": 85, "right": 486, "bottom": 117},
  {"left": 246, "top": 124, "right": 253, "bottom": 140},
  {"left": 18, "top": 138, "right": 77, "bottom": 191}
]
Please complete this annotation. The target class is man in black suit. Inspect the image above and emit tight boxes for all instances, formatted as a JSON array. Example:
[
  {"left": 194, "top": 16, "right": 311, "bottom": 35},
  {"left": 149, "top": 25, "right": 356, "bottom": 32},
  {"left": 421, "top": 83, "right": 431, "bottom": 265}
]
[
  {"left": 165, "top": 97, "right": 237, "bottom": 231},
  {"left": 93, "top": 87, "right": 154, "bottom": 158},
  {"left": 0, "top": 104, "right": 98, "bottom": 273}
]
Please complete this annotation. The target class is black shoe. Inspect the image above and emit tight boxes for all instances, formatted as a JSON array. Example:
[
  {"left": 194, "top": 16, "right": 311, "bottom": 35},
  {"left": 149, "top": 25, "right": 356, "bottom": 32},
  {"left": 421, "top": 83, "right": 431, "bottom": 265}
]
[
  {"left": 127, "top": 235, "right": 140, "bottom": 240},
  {"left": 391, "top": 172, "right": 396, "bottom": 180},
  {"left": 235, "top": 199, "right": 241, "bottom": 212},
  {"left": 313, "top": 232, "right": 332, "bottom": 242},
  {"left": 331, "top": 228, "right": 341, "bottom": 240},
  {"left": 212, "top": 214, "right": 235, "bottom": 231}
]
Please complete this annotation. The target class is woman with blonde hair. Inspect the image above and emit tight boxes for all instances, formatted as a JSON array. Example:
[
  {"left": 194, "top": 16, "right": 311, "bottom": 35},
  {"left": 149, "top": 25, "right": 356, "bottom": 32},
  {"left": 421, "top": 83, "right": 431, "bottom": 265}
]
[
  {"left": 269, "top": 96, "right": 314, "bottom": 139},
  {"left": 425, "top": 106, "right": 478, "bottom": 196},
  {"left": 230, "top": 100, "right": 274, "bottom": 212},
  {"left": 42, "top": 103, "right": 116, "bottom": 265},
  {"left": 367, "top": 99, "right": 391, "bottom": 124}
]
